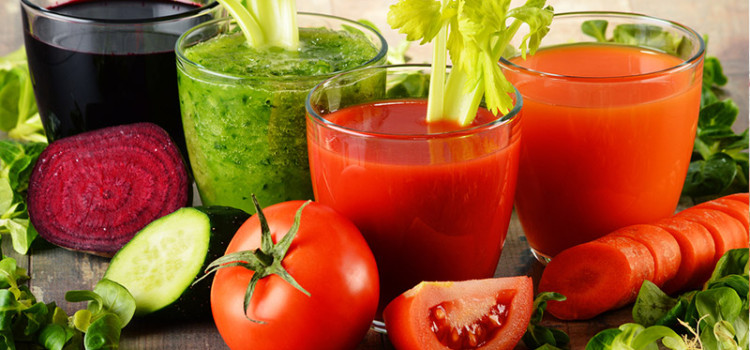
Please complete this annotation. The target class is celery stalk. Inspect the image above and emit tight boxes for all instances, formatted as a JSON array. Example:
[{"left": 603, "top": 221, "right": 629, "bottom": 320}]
[
  {"left": 217, "top": 0, "right": 299, "bottom": 50},
  {"left": 442, "top": 69, "right": 483, "bottom": 126},
  {"left": 426, "top": 23, "right": 448, "bottom": 122},
  {"left": 389, "top": 0, "right": 554, "bottom": 126}
]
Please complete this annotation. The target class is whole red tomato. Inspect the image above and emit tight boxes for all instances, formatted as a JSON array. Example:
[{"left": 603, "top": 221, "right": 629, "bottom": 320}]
[
  {"left": 210, "top": 200, "right": 379, "bottom": 350},
  {"left": 383, "top": 276, "right": 533, "bottom": 350}
]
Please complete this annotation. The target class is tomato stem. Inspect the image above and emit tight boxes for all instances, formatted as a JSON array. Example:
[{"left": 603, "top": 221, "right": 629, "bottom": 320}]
[
  {"left": 196, "top": 194, "right": 312, "bottom": 324},
  {"left": 254, "top": 248, "right": 274, "bottom": 266}
]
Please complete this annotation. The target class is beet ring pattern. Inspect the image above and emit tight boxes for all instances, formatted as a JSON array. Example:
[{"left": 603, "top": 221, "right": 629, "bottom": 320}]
[{"left": 28, "top": 123, "right": 190, "bottom": 257}]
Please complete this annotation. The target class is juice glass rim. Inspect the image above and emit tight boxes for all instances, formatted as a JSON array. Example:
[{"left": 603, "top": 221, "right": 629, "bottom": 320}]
[
  {"left": 175, "top": 13, "right": 389, "bottom": 83},
  {"left": 305, "top": 63, "right": 523, "bottom": 140},
  {"left": 498, "top": 11, "right": 706, "bottom": 81},
  {"left": 20, "top": 0, "right": 219, "bottom": 24}
]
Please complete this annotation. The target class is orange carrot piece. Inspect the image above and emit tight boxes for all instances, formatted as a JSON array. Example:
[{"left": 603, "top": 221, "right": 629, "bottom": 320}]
[
  {"left": 696, "top": 197, "right": 750, "bottom": 234},
  {"left": 539, "top": 240, "right": 647, "bottom": 320},
  {"left": 594, "top": 235, "right": 655, "bottom": 304},
  {"left": 608, "top": 224, "right": 681, "bottom": 288},
  {"left": 653, "top": 217, "right": 716, "bottom": 294},
  {"left": 538, "top": 193, "right": 749, "bottom": 320},
  {"left": 677, "top": 208, "right": 747, "bottom": 263},
  {"left": 724, "top": 192, "right": 749, "bottom": 204}
]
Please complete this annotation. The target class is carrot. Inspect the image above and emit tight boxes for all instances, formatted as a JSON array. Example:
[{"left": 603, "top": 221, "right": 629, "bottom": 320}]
[
  {"left": 676, "top": 208, "right": 747, "bottom": 262},
  {"left": 539, "top": 239, "right": 650, "bottom": 320},
  {"left": 651, "top": 217, "right": 715, "bottom": 294},
  {"left": 593, "top": 235, "right": 655, "bottom": 307},
  {"left": 539, "top": 193, "right": 748, "bottom": 320},
  {"left": 723, "top": 192, "right": 749, "bottom": 205},
  {"left": 607, "top": 224, "right": 681, "bottom": 287},
  {"left": 696, "top": 197, "right": 750, "bottom": 233}
]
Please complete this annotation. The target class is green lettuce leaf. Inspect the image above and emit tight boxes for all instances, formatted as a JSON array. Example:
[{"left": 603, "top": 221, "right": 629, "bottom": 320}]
[
  {"left": 0, "top": 48, "right": 46, "bottom": 143},
  {"left": 0, "top": 140, "right": 46, "bottom": 254}
]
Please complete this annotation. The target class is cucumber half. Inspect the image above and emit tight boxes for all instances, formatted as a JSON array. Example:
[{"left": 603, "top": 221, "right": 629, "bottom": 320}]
[{"left": 104, "top": 206, "right": 249, "bottom": 319}]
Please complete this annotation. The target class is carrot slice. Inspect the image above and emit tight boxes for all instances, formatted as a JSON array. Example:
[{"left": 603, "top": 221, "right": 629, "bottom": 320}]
[
  {"left": 593, "top": 234, "right": 655, "bottom": 306},
  {"left": 538, "top": 193, "right": 749, "bottom": 320},
  {"left": 539, "top": 240, "right": 647, "bottom": 320},
  {"left": 653, "top": 217, "right": 716, "bottom": 294},
  {"left": 607, "top": 224, "right": 681, "bottom": 288},
  {"left": 696, "top": 197, "right": 750, "bottom": 234},
  {"left": 677, "top": 208, "right": 747, "bottom": 263},
  {"left": 723, "top": 192, "right": 749, "bottom": 205}
]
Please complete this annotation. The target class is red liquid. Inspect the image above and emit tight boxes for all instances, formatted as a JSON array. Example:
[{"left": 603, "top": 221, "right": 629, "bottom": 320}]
[
  {"left": 503, "top": 43, "right": 702, "bottom": 258},
  {"left": 307, "top": 100, "right": 521, "bottom": 315}
]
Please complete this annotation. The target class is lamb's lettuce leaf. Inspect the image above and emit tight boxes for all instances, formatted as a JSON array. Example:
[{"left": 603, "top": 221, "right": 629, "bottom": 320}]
[{"left": 0, "top": 48, "right": 46, "bottom": 143}]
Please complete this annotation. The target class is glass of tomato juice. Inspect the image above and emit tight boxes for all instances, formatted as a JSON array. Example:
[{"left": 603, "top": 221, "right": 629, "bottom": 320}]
[
  {"left": 499, "top": 12, "right": 706, "bottom": 262},
  {"left": 305, "top": 64, "right": 522, "bottom": 327}
]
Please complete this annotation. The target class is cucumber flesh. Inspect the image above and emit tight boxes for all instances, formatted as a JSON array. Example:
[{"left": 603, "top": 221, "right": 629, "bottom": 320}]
[
  {"left": 105, "top": 207, "right": 211, "bottom": 316},
  {"left": 104, "top": 206, "right": 251, "bottom": 319}
]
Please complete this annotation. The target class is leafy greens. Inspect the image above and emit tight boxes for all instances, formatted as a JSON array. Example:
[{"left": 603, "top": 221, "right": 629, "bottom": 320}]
[
  {"left": 0, "top": 48, "right": 48, "bottom": 255},
  {"left": 523, "top": 292, "right": 570, "bottom": 350},
  {"left": 0, "top": 250, "right": 135, "bottom": 350},
  {"left": 0, "top": 47, "right": 46, "bottom": 144},
  {"left": 685, "top": 56, "right": 749, "bottom": 199},
  {"left": 387, "top": 0, "right": 553, "bottom": 126},
  {"left": 0, "top": 140, "right": 46, "bottom": 255},
  {"left": 587, "top": 248, "right": 749, "bottom": 350},
  {"left": 580, "top": 20, "right": 693, "bottom": 57}
]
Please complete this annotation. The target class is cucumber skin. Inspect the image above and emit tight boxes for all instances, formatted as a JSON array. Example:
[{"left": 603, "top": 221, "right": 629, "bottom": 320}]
[{"left": 147, "top": 206, "right": 250, "bottom": 320}]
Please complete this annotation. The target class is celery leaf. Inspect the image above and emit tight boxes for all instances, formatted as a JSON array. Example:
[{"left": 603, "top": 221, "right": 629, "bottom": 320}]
[
  {"left": 387, "top": 0, "right": 448, "bottom": 45},
  {"left": 388, "top": 0, "right": 553, "bottom": 125},
  {"left": 508, "top": 2, "right": 554, "bottom": 58}
]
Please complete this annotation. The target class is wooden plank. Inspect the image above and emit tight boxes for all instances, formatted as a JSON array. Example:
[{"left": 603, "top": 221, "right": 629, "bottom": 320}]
[
  {"left": 121, "top": 320, "right": 227, "bottom": 350},
  {"left": 28, "top": 242, "right": 106, "bottom": 314}
]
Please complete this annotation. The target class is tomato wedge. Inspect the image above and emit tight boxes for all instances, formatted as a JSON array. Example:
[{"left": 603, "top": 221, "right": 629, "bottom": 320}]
[{"left": 383, "top": 276, "right": 533, "bottom": 350}]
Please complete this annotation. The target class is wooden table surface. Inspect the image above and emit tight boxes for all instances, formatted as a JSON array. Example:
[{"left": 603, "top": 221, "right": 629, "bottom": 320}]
[{"left": 0, "top": 0, "right": 747, "bottom": 349}]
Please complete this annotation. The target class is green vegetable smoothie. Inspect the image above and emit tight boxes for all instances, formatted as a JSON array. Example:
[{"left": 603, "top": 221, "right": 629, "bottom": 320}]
[{"left": 176, "top": 15, "right": 386, "bottom": 212}]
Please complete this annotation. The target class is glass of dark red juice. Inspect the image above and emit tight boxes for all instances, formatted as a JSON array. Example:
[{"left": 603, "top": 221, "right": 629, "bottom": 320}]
[{"left": 20, "top": 0, "right": 219, "bottom": 158}]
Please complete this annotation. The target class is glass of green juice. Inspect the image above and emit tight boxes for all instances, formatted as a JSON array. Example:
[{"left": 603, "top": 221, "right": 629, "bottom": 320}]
[{"left": 175, "top": 13, "right": 387, "bottom": 212}]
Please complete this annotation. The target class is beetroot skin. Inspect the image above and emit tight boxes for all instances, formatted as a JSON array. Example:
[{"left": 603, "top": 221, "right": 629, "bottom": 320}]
[{"left": 28, "top": 123, "right": 190, "bottom": 256}]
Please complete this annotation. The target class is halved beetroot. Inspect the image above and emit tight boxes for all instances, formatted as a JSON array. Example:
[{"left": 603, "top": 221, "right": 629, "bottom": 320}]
[{"left": 28, "top": 123, "right": 189, "bottom": 256}]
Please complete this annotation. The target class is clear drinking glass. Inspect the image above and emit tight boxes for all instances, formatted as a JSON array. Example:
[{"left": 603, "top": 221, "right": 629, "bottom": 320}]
[
  {"left": 306, "top": 64, "right": 523, "bottom": 327},
  {"left": 499, "top": 12, "right": 706, "bottom": 262},
  {"left": 176, "top": 14, "right": 387, "bottom": 212},
  {"left": 20, "top": 0, "right": 219, "bottom": 159}
]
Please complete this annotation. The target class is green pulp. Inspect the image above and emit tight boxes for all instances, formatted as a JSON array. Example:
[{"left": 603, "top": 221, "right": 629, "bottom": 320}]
[{"left": 178, "top": 27, "right": 381, "bottom": 212}]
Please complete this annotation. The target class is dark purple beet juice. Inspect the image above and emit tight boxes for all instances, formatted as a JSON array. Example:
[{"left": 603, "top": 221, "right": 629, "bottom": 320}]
[{"left": 21, "top": 0, "right": 216, "bottom": 160}]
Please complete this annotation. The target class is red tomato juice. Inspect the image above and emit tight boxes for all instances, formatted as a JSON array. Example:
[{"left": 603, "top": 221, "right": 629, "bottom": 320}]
[
  {"left": 503, "top": 43, "right": 702, "bottom": 258},
  {"left": 307, "top": 99, "right": 521, "bottom": 316}
]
